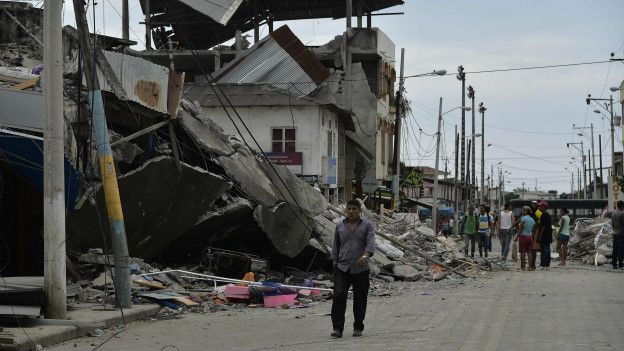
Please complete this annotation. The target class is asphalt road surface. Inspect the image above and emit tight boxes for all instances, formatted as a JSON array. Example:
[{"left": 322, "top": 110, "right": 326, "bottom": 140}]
[{"left": 47, "top": 256, "right": 624, "bottom": 351}]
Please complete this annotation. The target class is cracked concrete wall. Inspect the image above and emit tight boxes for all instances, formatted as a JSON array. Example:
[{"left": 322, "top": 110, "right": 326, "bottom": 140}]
[{"left": 67, "top": 156, "right": 231, "bottom": 259}]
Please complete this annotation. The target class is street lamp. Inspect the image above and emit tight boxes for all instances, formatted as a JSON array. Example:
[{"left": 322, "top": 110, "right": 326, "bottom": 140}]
[{"left": 432, "top": 97, "right": 470, "bottom": 234}]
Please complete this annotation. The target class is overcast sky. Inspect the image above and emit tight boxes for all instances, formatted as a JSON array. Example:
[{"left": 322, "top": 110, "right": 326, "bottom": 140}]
[{"left": 30, "top": 0, "right": 624, "bottom": 193}]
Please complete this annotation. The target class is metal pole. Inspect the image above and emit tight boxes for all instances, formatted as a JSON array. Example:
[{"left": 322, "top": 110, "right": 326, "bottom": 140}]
[
  {"left": 73, "top": 0, "right": 131, "bottom": 308},
  {"left": 392, "top": 48, "right": 405, "bottom": 209},
  {"left": 578, "top": 168, "right": 581, "bottom": 199},
  {"left": 588, "top": 149, "right": 592, "bottom": 199},
  {"left": 346, "top": 0, "right": 352, "bottom": 28},
  {"left": 453, "top": 126, "right": 459, "bottom": 235},
  {"left": 43, "top": 0, "right": 66, "bottom": 320},
  {"left": 122, "top": 0, "right": 129, "bottom": 41},
  {"left": 599, "top": 134, "right": 604, "bottom": 198},
  {"left": 144, "top": 0, "right": 151, "bottom": 50},
  {"left": 467, "top": 139, "right": 472, "bottom": 207},
  {"left": 591, "top": 124, "right": 597, "bottom": 198},
  {"left": 480, "top": 104, "right": 485, "bottom": 205},
  {"left": 432, "top": 97, "right": 443, "bottom": 234},
  {"left": 582, "top": 141, "right": 586, "bottom": 199},
  {"left": 610, "top": 95, "right": 616, "bottom": 176},
  {"left": 457, "top": 66, "right": 466, "bottom": 212}
]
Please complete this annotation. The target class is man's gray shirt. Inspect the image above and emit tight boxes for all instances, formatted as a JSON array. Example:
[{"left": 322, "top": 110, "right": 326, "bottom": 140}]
[
  {"left": 613, "top": 209, "right": 624, "bottom": 236},
  {"left": 332, "top": 218, "right": 376, "bottom": 274}
]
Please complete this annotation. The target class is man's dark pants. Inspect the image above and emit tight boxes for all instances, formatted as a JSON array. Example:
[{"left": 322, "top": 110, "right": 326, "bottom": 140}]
[
  {"left": 540, "top": 242, "right": 551, "bottom": 267},
  {"left": 612, "top": 235, "right": 624, "bottom": 268},
  {"left": 331, "top": 268, "right": 370, "bottom": 332}
]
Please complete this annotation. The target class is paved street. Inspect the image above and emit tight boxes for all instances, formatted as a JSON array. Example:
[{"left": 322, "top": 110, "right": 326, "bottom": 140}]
[{"left": 48, "top": 258, "right": 624, "bottom": 351}]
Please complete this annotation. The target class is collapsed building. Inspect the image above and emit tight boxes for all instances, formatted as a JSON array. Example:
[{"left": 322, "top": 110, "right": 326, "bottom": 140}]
[{"left": 0, "top": 0, "right": 407, "bottom": 278}]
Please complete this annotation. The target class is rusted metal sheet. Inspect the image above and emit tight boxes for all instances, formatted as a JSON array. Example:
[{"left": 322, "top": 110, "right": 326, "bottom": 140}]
[{"left": 96, "top": 51, "right": 169, "bottom": 114}]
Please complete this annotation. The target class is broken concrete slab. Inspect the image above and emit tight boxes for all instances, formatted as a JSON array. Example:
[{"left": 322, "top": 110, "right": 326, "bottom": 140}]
[
  {"left": 253, "top": 203, "right": 317, "bottom": 258},
  {"left": 391, "top": 265, "right": 422, "bottom": 282},
  {"left": 177, "top": 99, "right": 241, "bottom": 156},
  {"left": 67, "top": 156, "right": 231, "bottom": 259}
]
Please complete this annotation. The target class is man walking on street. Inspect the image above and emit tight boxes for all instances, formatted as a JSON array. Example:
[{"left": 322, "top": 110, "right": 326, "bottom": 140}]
[
  {"left": 498, "top": 203, "right": 515, "bottom": 261},
  {"left": 530, "top": 201, "right": 541, "bottom": 270},
  {"left": 331, "top": 199, "right": 375, "bottom": 338},
  {"left": 611, "top": 200, "right": 624, "bottom": 269},
  {"left": 556, "top": 207, "right": 571, "bottom": 266},
  {"left": 537, "top": 201, "right": 552, "bottom": 269},
  {"left": 514, "top": 206, "right": 535, "bottom": 271},
  {"left": 462, "top": 205, "right": 478, "bottom": 257},
  {"left": 478, "top": 205, "right": 492, "bottom": 258}
]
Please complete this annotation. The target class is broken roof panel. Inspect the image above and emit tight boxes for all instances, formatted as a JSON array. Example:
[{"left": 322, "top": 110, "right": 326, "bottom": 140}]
[
  {"left": 142, "top": 0, "right": 404, "bottom": 49},
  {"left": 176, "top": 0, "right": 242, "bottom": 25},
  {"left": 95, "top": 51, "right": 170, "bottom": 114},
  {"left": 213, "top": 25, "right": 330, "bottom": 97}
]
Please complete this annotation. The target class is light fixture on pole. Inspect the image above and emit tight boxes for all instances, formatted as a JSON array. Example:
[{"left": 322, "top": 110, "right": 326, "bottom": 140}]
[{"left": 432, "top": 98, "right": 471, "bottom": 234}]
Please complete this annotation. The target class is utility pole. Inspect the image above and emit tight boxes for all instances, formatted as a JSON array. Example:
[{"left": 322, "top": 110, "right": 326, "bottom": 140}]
[
  {"left": 467, "top": 139, "right": 472, "bottom": 207},
  {"left": 588, "top": 149, "right": 592, "bottom": 198},
  {"left": 578, "top": 168, "right": 581, "bottom": 199},
  {"left": 392, "top": 48, "right": 405, "bottom": 210},
  {"left": 491, "top": 164, "right": 495, "bottom": 210},
  {"left": 346, "top": 0, "right": 352, "bottom": 28},
  {"left": 73, "top": 0, "right": 132, "bottom": 308},
  {"left": 599, "top": 134, "right": 604, "bottom": 198},
  {"left": 43, "top": 0, "right": 66, "bottom": 319},
  {"left": 479, "top": 102, "right": 486, "bottom": 204},
  {"left": 610, "top": 95, "right": 616, "bottom": 176},
  {"left": 432, "top": 97, "right": 443, "bottom": 234},
  {"left": 467, "top": 85, "right": 476, "bottom": 203},
  {"left": 122, "top": 0, "right": 129, "bottom": 41},
  {"left": 453, "top": 125, "right": 459, "bottom": 235},
  {"left": 144, "top": 0, "right": 151, "bottom": 50},
  {"left": 457, "top": 66, "right": 467, "bottom": 211}
]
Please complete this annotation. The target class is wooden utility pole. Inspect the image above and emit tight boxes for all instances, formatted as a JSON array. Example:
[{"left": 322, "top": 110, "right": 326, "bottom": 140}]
[
  {"left": 480, "top": 103, "right": 487, "bottom": 205},
  {"left": 599, "top": 134, "right": 604, "bottom": 198},
  {"left": 43, "top": 0, "right": 67, "bottom": 319},
  {"left": 466, "top": 139, "right": 472, "bottom": 208},
  {"left": 73, "top": 0, "right": 132, "bottom": 307}
]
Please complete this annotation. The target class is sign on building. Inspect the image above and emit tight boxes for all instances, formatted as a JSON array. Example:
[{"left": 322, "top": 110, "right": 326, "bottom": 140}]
[{"left": 264, "top": 152, "right": 303, "bottom": 175}]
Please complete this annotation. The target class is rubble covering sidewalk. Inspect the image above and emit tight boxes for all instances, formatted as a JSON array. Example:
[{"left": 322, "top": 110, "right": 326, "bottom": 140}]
[{"left": 569, "top": 217, "right": 614, "bottom": 266}]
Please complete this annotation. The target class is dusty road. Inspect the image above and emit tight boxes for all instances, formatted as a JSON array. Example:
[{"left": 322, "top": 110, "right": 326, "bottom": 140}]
[{"left": 48, "top": 260, "right": 624, "bottom": 351}]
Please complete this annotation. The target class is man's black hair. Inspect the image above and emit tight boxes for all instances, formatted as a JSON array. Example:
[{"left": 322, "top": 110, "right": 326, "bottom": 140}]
[
  {"left": 617, "top": 200, "right": 624, "bottom": 210},
  {"left": 347, "top": 199, "right": 361, "bottom": 208}
]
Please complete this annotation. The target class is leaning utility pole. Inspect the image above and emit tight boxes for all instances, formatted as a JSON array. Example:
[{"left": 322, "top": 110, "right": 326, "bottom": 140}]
[
  {"left": 467, "top": 85, "right": 476, "bottom": 203},
  {"left": 392, "top": 48, "right": 406, "bottom": 210},
  {"left": 43, "top": 0, "right": 67, "bottom": 319},
  {"left": 456, "top": 66, "right": 467, "bottom": 211},
  {"left": 432, "top": 97, "right": 443, "bottom": 234},
  {"left": 73, "top": 0, "right": 132, "bottom": 307}
]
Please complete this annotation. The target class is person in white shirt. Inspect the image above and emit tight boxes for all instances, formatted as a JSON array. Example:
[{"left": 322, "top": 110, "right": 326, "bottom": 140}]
[{"left": 497, "top": 203, "right": 515, "bottom": 261}]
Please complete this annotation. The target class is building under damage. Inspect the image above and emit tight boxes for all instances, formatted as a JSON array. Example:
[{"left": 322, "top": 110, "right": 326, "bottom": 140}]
[{"left": 0, "top": 0, "right": 405, "bottom": 278}]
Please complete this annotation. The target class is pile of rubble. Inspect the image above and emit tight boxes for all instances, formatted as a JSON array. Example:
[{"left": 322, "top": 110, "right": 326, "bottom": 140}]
[{"left": 569, "top": 217, "right": 614, "bottom": 265}]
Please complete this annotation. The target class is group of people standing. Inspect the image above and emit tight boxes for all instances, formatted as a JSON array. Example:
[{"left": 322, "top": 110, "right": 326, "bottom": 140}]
[{"left": 460, "top": 201, "right": 571, "bottom": 270}]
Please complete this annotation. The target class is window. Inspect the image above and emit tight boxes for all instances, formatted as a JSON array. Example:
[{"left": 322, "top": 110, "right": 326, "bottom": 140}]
[{"left": 272, "top": 128, "right": 295, "bottom": 153}]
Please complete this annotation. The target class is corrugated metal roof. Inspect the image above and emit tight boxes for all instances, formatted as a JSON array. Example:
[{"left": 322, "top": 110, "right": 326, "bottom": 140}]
[
  {"left": 176, "top": 0, "right": 242, "bottom": 25},
  {"left": 96, "top": 51, "right": 170, "bottom": 114},
  {"left": 214, "top": 26, "right": 329, "bottom": 97}
]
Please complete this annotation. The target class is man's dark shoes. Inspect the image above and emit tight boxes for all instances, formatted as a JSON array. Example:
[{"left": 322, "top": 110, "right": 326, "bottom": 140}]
[
  {"left": 353, "top": 330, "right": 363, "bottom": 337},
  {"left": 331, "top": 330, "right": 343, "bottom": 338}
]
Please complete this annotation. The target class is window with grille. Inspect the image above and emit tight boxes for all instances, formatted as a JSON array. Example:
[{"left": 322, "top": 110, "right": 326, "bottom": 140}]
[{"left": 271, "top": 128, "right": 296, "bottom": 153}]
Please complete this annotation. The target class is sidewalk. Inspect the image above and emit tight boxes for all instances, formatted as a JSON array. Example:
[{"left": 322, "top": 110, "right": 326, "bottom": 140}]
[{"left": 2, "top": 303, "right": 160, "bottom": 351}]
